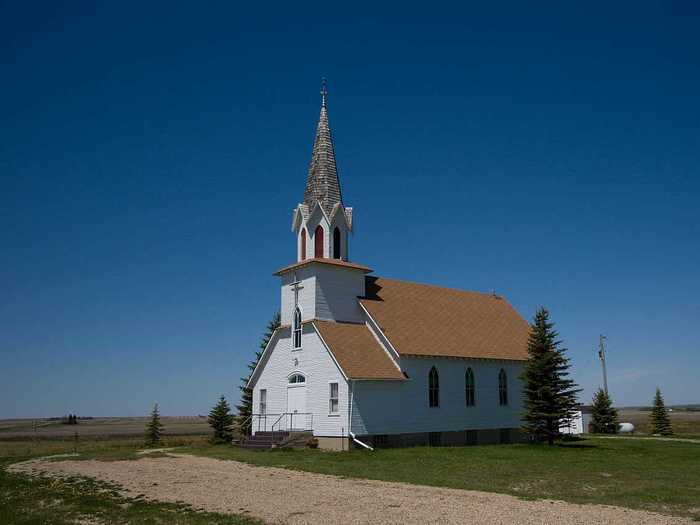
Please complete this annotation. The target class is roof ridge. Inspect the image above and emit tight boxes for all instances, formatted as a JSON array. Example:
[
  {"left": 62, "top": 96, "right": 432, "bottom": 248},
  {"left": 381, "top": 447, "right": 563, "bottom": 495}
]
[
  {"left": 366, "top": 276, "right": 506, "bottom": 300},
  {"left": 312, "top": 319, "right": 366, "bottom": 326}
]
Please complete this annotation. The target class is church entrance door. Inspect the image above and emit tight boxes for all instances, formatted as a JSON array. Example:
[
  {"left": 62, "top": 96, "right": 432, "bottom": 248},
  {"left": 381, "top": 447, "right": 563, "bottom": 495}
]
[{"left": 286, "top": 384, "right": 307, "bottom": 430}]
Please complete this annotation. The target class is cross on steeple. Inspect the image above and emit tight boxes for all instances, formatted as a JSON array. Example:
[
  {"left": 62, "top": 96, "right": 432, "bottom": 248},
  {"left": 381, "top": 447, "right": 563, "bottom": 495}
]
[{"left": 320, "top": 77, "right": 328, "bottom": 108}]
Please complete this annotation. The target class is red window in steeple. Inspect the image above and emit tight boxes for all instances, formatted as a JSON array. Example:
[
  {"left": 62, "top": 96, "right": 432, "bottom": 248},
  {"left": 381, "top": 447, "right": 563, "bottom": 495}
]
[
  {"left": 300, "top": 228, "right": 307, "bottom": 261},
  {"left": 314, "top": 225, "right": 324, "bottom": 258}
]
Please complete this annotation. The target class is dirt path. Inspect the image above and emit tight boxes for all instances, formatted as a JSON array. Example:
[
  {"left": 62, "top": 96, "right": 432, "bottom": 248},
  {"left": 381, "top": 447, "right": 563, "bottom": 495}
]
[{"left": 10, "top": 453, "right": 691, "bottom": 525}]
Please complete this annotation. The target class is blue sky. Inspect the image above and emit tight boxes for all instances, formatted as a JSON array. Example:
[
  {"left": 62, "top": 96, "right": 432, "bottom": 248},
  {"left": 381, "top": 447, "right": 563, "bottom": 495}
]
[{"left": 1, "top": 2, "right": 699, "bottom": 418}]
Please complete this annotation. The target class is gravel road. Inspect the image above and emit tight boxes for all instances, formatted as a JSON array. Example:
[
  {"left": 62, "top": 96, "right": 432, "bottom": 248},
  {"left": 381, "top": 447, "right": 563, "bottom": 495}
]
[{"left": 10, "top": 453, "right": 692, "bottom": 524}]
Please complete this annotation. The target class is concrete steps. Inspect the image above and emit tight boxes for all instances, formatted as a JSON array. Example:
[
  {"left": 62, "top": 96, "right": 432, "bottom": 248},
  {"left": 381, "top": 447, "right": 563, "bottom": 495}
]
[{"left": 239, "top": 431, "right": 312, "bottom": 450}]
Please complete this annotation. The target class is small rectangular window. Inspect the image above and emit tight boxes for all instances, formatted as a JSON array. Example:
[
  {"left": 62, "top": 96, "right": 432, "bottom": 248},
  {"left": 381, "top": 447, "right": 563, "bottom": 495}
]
[
  {"left": 429, "top": 432, "right": 442, "bottom": 447},
  {"left": 259, "top": 389, "right": 267, "bottom": 415},
  {"left": 329, "top": 382, "right": 339, "bottom": 414}
]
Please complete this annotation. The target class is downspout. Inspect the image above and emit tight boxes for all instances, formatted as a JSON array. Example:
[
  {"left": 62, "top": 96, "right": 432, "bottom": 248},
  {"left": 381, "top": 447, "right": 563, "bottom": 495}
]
[
  {"left": 347, "top": 380, "right": 374, "bottom": 451},
  {"left": 348, "top": 379, "right": 353, "bottom": 451}
]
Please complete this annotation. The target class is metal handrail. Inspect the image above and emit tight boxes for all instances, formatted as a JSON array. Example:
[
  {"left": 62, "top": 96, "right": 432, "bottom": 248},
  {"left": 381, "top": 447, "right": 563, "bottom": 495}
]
[
  {"left": 270, "top": 413, "right": 287, "bottom": 444},
  {"left": 270, "top": 412, "right": 314, "bottom": 443},
  {"left": 238, "top": 413, "right": 284, "bottom": 441}
]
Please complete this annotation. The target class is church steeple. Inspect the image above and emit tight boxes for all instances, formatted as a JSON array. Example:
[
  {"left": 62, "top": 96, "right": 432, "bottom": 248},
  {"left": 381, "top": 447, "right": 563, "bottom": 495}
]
[
  {"left": 292, "top": 80, "right": 353, "bottom": 263},
  {"left": 303, "top": 79, "right": 343, "bottom": 217}
]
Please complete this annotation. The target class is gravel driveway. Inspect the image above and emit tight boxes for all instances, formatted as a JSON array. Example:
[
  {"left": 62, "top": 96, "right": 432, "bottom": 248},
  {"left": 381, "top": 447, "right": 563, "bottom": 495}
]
[{"left": 10, "top": 453, "right": 691, "bottom": 524}]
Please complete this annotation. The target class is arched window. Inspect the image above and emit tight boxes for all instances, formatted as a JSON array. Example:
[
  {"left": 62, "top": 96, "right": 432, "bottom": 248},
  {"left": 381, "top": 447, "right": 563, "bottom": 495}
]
[
  {"left": 314, "top": 225, "right": 324, "bottom": 258},
  {"left": 465, "top": 367, "right": 475, "bottom": 406},
  {"left": 333, "top": 227, "right": 341, "bottom": 259},
  {"left": 428, "top": 366, "right": 439, "bottom": 407},
  {"left": 498, "top": 369, "right": 508, "bottom": 406},
  {"left": 293, "top": 307, "right": 302, "bottom": 349},
  {"left": 300, "top": 228, "right": 307, "bottom": 261},
  {"left": 288, "top": 373, "right": 306, "bottom": 384}
]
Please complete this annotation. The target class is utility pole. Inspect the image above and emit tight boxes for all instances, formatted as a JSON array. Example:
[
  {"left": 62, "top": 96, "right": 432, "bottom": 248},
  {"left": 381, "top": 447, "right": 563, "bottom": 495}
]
[{"left": 598, "top": 334, "right": 608, "bottom": 394}]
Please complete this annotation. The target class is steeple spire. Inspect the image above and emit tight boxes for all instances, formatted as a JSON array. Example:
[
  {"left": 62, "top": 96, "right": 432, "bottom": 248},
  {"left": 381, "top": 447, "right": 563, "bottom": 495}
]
[{"left": 304, "top": 79, "right": 342, "bottom": 217}]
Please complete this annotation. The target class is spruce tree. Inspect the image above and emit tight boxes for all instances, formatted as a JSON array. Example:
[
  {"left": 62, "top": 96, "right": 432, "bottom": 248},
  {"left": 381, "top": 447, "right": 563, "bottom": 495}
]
[
  {"left": 590, "top": 388, "right": 619, "bottom": 434},
  {"left": 650, "top": 387, "right": 673, "bottom": 436},
  {"left": 144, "top": 403, "right": 164, "bottom": 447},
  {"left": 208, "top": 395, "right": 235, "bottom": 443},
  {"left": 521, "top": 307, "right": 581, "bottom": 445},
  {"left": 235, "top": 312, "right": 280, "bottom": 436}
]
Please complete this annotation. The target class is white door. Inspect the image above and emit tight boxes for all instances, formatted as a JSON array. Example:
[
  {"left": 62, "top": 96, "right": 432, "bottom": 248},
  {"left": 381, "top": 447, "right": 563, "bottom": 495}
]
[{"left": 287, "top": 385, "right": 307, "bottom": 430}]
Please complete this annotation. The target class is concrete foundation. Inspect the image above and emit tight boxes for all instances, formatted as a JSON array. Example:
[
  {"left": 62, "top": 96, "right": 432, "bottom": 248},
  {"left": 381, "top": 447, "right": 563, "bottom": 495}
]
[
  {"left": 350, "top": 428, "right": 526, "bottom": 449},
  {"left": 315, "top": 436, "right": 352, "bottom": 451}
]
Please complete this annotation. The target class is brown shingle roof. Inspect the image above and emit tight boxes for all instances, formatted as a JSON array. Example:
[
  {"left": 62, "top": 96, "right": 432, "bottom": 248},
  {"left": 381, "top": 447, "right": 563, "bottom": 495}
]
[
  {"left": 359, "top": 277, "right": 530, "bottom": 361},
  {"left": 313, "top": 320, "right": 405, "bottom": 380},
  {"left": 274, "top": 258, "right": 372, "bottom": 276}
]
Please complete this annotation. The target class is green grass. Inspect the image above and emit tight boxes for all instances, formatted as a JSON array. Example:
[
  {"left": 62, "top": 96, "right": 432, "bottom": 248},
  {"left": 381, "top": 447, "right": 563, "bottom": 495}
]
[
  {"left": 183, "top": 437, "right": 700, "bottom": 521},
  {"left": 0, "top": 439, "right": 259, "bottom": 525},
  {"left": 3, "top": 435, "right": 700, "bottom": 522}
]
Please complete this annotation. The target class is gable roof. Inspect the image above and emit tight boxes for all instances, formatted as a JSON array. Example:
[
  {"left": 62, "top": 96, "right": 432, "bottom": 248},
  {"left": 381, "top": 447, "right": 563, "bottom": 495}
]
[
  {"left": 359, "top": 277, "right": 530, "bottom": 361},
  {"left": 313, "top": 320, "right": 405, "bottom": 380}
]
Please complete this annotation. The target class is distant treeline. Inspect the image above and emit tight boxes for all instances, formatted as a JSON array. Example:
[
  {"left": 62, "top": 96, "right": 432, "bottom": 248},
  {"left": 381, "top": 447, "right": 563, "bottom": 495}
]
[
  {"left": 621, "top": 405, "right": 700, "bottom": 412},
  {"left": 47, "top": 416, "right": 94, "bottom": 421}
]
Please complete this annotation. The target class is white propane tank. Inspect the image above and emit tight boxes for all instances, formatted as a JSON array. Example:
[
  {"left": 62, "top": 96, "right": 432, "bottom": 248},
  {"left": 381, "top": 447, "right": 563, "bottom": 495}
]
[{"left": 618, "top": 422, "right": 635, "bottom": 434}]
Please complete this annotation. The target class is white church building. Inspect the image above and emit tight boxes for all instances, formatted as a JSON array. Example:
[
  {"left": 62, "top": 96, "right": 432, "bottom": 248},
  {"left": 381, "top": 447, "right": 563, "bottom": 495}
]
[{"left": 246, "top": 86, "right": 531, "bottom": 450}]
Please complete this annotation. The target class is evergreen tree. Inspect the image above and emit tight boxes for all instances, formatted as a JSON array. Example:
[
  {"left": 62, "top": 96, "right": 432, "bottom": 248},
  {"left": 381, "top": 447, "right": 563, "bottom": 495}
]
[
  {"left": 521, "top": 308, "right": 581, "bottom": 445},
  {"left": 590, "top": 388, "right": 619, "bottom": 434},
  {"left": 650, "top": 387, "right": 673, "bottom": 436},
  {"left": 144, "top": 403, "right": 164, "bottom": 447},
  {"left": 236, "top": 312, "right": 280, "bottom": 436},
  {"left": 235, "top": 312, "right": 280, "bottom": 436},
  {"left": 208, "top": 395, "right": 235, "bottom": 443}
]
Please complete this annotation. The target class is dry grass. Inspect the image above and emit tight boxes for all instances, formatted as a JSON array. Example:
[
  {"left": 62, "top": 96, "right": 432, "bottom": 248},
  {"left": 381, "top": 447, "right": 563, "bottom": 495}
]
[
  {"left": 618, "top": 409, "right": 700, "bottom": 437},
  {"left": 0, "top": 416, "right": 210, "bottom": 439},
  {"left": 0, "top": 417, "right": 211, "bottom": 458}
]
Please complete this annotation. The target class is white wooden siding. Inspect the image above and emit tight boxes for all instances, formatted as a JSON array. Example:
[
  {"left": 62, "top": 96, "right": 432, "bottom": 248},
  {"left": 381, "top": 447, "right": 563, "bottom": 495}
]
[
  {"left": 251, "top": 325, "right": 350, "bottom": 437},
  {"left": 280, "top": 270, "right": 316, "bottom": 327},
  {"left": 280, "top": 265, "right": 365, "bottom": 326},
  {"left": 313, "top": 264, "right": 365, "bottom": 323},
  {"left": 350, "top": 358, "right": 524, "bottom": 435}
]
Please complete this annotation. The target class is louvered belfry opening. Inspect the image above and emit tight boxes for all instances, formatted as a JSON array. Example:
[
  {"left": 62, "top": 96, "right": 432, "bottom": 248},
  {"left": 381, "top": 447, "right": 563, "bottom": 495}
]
[{"left": 333, "top": 227, "right": 341, "bottom": 259}]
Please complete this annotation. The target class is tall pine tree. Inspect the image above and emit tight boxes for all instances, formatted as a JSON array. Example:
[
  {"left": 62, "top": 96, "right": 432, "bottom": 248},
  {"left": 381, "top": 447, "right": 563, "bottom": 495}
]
[
  {"left": 208, "top": 395, "right": 235, "bottom": 443},
  {"left": 650, "top": 387, "right": 673, "bottom": 436},
  {"left": 235, "top": 312, "right": 281, "bottom": 436},
  {"left": 590, "top": 388, "right": 619, "bottom": 434},
  {"left": 144, "top": 403, "right": 164, "bottom": 447},
  {"left": 521, "top": 308, "right": 581, "bottom": 445}
]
